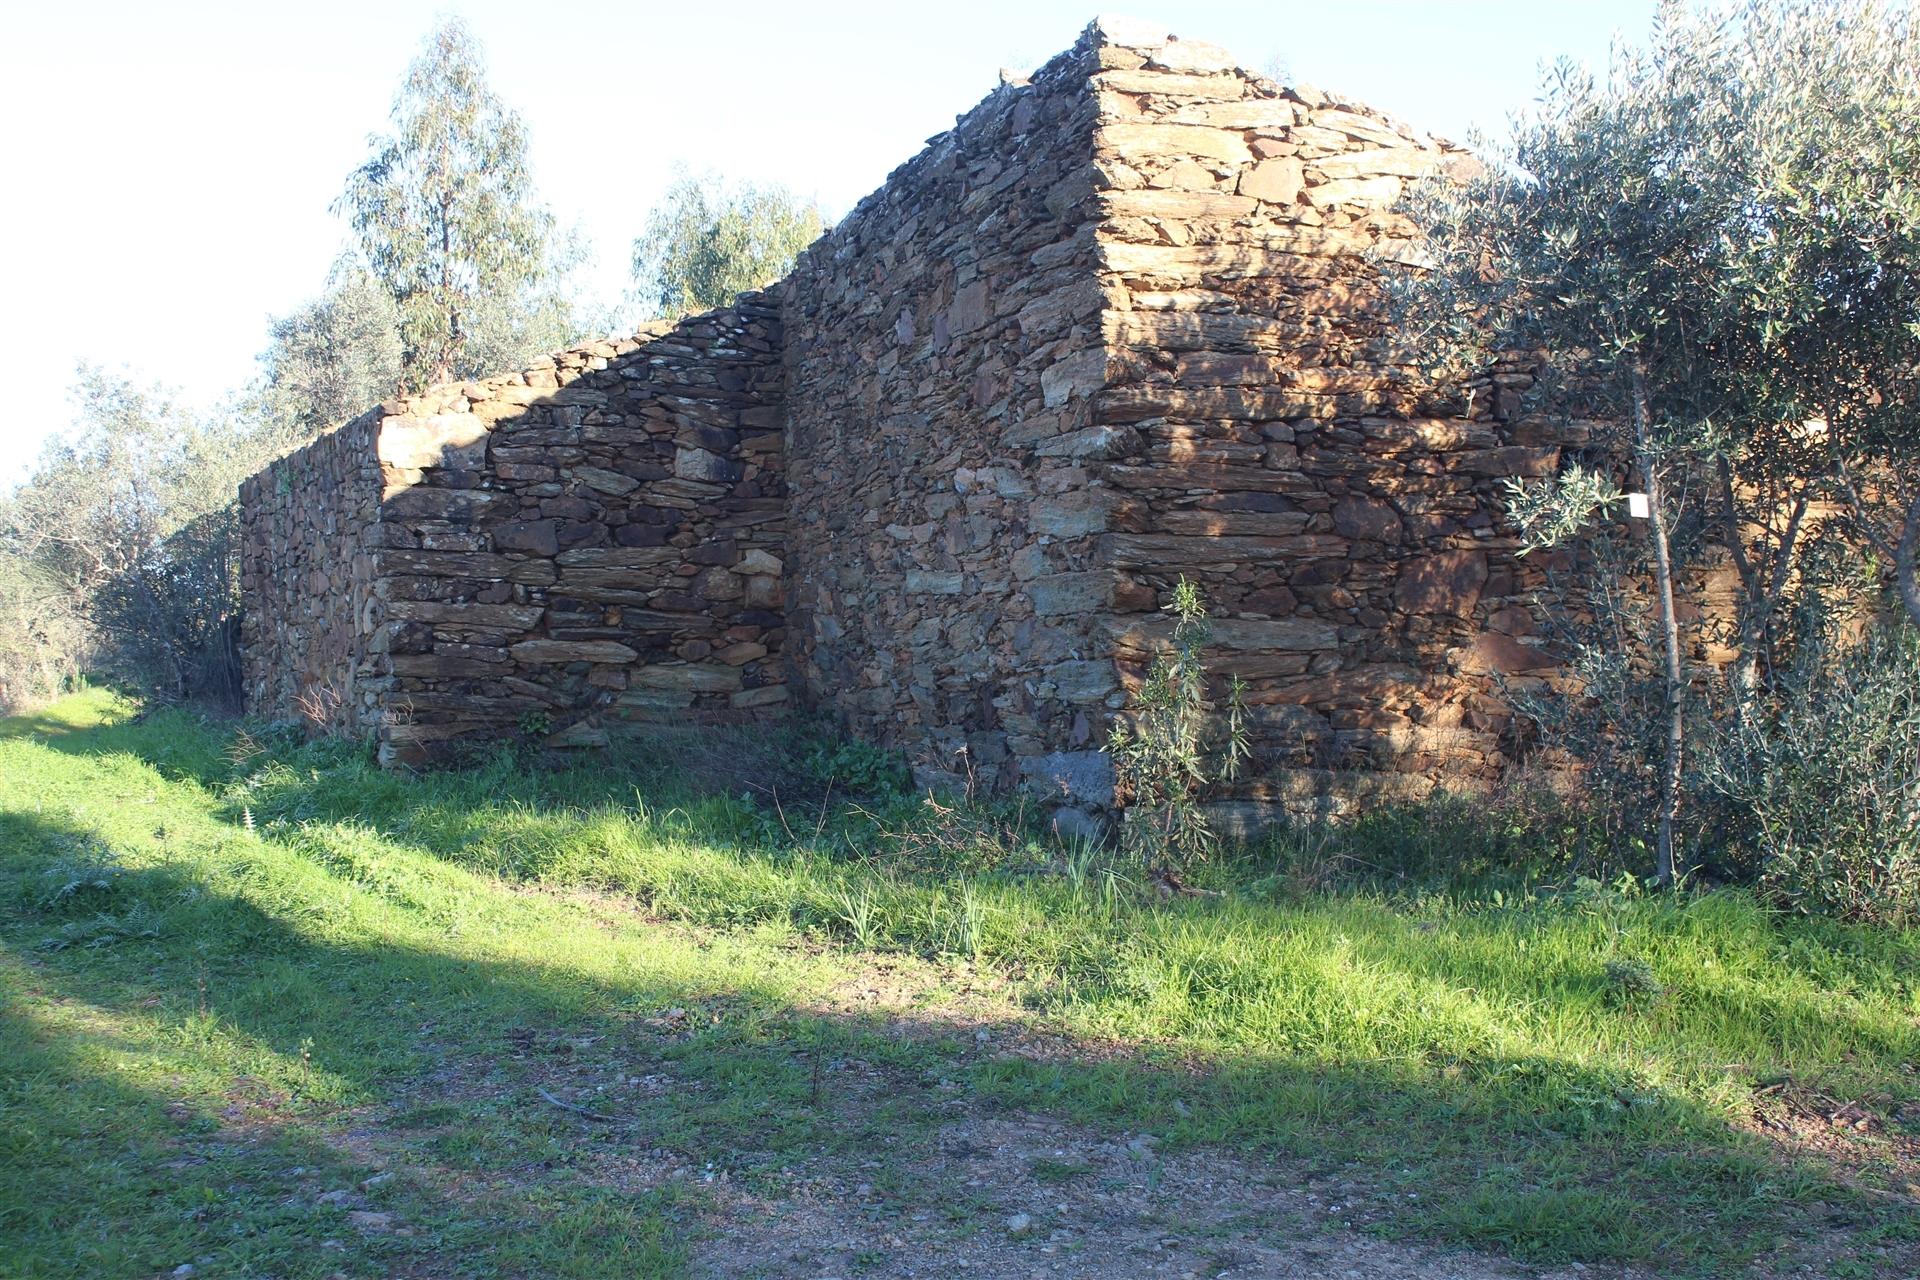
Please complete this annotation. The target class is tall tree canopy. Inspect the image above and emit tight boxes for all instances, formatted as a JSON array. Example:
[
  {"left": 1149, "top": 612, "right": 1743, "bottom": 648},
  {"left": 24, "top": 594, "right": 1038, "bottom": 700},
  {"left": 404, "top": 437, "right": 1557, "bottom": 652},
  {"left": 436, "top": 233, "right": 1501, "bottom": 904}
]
[
  {"left": 631, "top": 174, "right": 824, "bottom": 317},
  {"left": 1399, "top": 0, "right": 1919, "bottom": 633},
  {"left": 336, "top": 18, "right": 575, "bottom": 387}
]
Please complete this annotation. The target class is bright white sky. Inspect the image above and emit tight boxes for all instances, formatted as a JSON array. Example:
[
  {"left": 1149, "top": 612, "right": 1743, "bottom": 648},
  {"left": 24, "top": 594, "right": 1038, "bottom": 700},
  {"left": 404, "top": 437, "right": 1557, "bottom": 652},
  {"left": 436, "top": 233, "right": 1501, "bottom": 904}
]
[{"left": 0, "top": 0, "right": 1655, "bottom": 484}]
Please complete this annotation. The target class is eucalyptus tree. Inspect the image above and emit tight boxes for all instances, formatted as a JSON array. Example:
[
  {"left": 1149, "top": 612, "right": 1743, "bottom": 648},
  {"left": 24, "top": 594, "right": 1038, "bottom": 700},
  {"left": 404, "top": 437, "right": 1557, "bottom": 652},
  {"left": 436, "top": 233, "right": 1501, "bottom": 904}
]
[
  {"left": 631, "top": 173, "right": 825, "bottom": 317},
  {"left": 337, "top": 18, "right": 573, "bottom": 387},
  {"left": 1391, "top": 0, "right": 1920, "bottom": 884}
]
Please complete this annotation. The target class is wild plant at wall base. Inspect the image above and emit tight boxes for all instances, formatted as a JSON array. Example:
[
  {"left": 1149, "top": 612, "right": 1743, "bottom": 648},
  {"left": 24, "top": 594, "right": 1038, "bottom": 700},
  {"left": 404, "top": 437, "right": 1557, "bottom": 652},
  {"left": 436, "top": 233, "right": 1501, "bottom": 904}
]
[{"left": 1107, "top": 578, "right": 1250, "bottom": 869}]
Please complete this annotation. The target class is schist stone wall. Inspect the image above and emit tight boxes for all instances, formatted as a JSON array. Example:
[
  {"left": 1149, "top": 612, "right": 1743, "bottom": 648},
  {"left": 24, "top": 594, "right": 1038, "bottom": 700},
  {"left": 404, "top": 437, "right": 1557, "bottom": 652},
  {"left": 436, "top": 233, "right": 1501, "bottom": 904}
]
[
  {"left": 1078, "top": 19, "right": 1582, "bottom": 828},
  {"left": 779, "top": 34, "right": 1117, "bottom": 797},
  {"left": 240, "top": 412, "right": 384, "bottom": 734},
  {"left": 240, "top": 295, "right": 786, "bottom": 766},
  {"left": 241, "top": 18, "right": 1582, "bottom": 821}
]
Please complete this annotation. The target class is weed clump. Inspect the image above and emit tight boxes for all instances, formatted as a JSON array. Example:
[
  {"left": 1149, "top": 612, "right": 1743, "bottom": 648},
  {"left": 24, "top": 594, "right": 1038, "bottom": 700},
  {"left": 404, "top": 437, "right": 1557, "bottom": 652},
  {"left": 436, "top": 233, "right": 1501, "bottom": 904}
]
[{"left": 1107, "top": 579, "right": 1248, "bottom": 869}]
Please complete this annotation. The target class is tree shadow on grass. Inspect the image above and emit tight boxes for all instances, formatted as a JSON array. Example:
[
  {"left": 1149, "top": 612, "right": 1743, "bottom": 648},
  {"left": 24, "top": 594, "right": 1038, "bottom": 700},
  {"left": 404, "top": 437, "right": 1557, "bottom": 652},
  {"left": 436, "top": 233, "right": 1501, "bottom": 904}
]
[
  {"left": 4, "top": 803, "right": 1916, "bottom": 1279},
  {"left": 10, "top": 704, "right": 862, "bottom": 845}
]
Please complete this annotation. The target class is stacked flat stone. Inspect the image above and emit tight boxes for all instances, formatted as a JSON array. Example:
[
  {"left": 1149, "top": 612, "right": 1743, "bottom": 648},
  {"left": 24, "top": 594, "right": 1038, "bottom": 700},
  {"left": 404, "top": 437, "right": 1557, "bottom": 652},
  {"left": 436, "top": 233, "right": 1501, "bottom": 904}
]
[
  {"left": 1077, "top": 19, "right": 1587, "bottom": 828},
  {"left": 239, "top": 414, "right": 382, "bottom": 735},
  {"left": 241, "top": 19, "right": 1595, "bottom": 829},
  {"left": 241, "top": 294, "right": 786, "bottom": 766}
]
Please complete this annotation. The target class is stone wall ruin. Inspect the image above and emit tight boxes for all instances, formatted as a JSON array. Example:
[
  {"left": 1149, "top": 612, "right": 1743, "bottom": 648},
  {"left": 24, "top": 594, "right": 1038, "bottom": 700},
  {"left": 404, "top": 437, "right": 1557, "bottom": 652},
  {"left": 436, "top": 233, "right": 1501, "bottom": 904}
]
[
  {"left": 241, "top": 18, "right": 1586, "bottom": 824},
  {"left": 241, "top": 294, "right": 786, "bottom": 765}
]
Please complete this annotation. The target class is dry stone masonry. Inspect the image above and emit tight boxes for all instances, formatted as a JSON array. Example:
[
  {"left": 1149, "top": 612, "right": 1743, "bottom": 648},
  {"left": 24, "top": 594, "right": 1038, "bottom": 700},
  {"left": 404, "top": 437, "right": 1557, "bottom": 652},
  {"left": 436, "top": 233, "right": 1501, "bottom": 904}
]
[
  {"left": 241, "top": 18, "right": 1584, "bottom": 826},
  {"left": 242, "top": 295, "right": 786, "bottom": 765}
]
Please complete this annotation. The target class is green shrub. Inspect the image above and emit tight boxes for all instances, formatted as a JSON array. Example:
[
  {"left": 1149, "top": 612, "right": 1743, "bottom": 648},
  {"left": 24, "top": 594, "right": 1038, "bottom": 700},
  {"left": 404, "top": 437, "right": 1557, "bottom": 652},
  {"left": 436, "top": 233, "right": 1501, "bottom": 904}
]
[
  {"left": 802, "top": 733, "right": 911, "bottom": 796},
  {"left": 1704, "top": 623, "right": 1920, "bottom": 925},
  {"left": 1107, "top": 578, "right": 1249, "bottom": 868}
]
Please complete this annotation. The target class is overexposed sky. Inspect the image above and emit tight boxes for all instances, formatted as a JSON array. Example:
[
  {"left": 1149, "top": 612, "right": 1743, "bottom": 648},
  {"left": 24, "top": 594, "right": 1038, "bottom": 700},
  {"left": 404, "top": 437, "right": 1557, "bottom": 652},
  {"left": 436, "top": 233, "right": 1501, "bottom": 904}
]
[{"left": 0, "top": 1, "right": 1656, "bottom": 482}]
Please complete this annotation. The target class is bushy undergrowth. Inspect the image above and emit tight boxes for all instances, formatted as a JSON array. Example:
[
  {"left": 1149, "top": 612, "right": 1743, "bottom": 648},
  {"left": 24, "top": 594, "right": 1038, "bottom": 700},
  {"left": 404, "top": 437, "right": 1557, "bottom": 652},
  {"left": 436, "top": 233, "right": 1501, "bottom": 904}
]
[{"left": 1706, "top": 624, "right": 1920, "bottom": 925}]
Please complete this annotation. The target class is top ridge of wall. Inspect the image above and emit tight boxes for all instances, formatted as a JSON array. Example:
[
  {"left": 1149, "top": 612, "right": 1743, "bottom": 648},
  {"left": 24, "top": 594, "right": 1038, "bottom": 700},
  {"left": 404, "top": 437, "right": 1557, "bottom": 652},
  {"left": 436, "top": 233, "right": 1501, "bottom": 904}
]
[{"left": 1084, "top": 14, "right": 1449, "bottom": 151}]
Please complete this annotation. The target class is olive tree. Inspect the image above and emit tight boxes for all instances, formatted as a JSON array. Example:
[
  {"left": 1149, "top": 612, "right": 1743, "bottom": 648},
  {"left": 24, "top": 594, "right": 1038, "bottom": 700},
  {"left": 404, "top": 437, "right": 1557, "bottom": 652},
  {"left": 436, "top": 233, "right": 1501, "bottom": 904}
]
[
  {"left": 631, "top": 173, "right": 824, "bottom": 317},
  {"left": 253, "top": 261, "right": 404, "bottom": 437},
  {"left": 1391, "top": 9, "right": 1746, "bottom": 883},
  {"left": 2, "top": 369, "right": 291, "bottom": 704},
  {"left": 1721, "top": 0, "right": 1920, "bottom": 632},
  {"left": 1391, "top": 0, "right": 1920, "bottom": 885}
]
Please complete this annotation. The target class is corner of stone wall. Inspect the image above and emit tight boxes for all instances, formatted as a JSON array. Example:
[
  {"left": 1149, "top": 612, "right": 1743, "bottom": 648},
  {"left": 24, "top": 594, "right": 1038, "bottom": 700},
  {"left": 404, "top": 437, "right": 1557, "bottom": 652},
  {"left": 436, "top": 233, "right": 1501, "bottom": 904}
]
[{"left": 1078, "top": 23, "right": 1587, "bottom": 824}]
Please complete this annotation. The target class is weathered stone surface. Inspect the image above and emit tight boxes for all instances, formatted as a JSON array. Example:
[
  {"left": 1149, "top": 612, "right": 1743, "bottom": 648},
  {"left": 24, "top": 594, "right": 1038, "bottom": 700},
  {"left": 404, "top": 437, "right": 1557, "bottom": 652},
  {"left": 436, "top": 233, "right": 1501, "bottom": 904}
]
[
  {"left": 1145, "top": 37, "right": 1238, "bottom": 75},
  {"left": 674, "top": 446, "right": 739, "bottom": 483},
  {"left": 1028, "top": 572, "right": 1113, "bottom": 616},
  {"left": 1332, "top": 497, "right": 1403, "bottom": 543},
  {"left": 1101, "top": 189, "right": 1258, "bottom": 220},
  {"left": 381, "top": 486, "right": 513, "bottom": 521},
  {"left": 1044, "top": 659, "right": 1119, "bottom": 701},
  {"left": 1238, "top": 157, "right": 1304, "bottom": 205},
  {"left": 493, "top": 520, "right": 559, "bottom": 556},
  {"left": 1023, "top": 749, "right": 1116, "bottom": 805},
  {"left": 631, "top": 663, "right": 742, "bottom": 692},
  {"left": 1048, "top": 805, "right": 1107, "bottom": 842},
  {"left": 576, "top": 466, "right": 641, "bottom": 496},
  {"left": 510, "top": 640, "right": 639, "bottom": 664},
  {"left": 377, "top": 414, "right": 488, "bottom": 470},
  {"left": 1100, "top": 532, "right": 1345, "bottom": 567},
  {"left": 1457, "top": 632, "right": 1556, "bottom": 673},
  {"left": 1302, "top": 175, "right": 1404, "bottom": 208},
  {"left": 1029, "top": 492, "right": 1110, "bottom": 537},
  {"left": 1312, "top": 147, "right": 1442, "bottom": 180},
  {"left": 1040, "top": 347, "right": 1110, "bottom": 407},
  {"left": 1113, "top": 615, "right": 1341, "bottom": 654},
  {"left": 387, "top": 600, "right": 546, "bottom": 629},
  {"left": 1098, "top": 122, "right": 1252, "bottom": 164},
  {"left": 904, "top": 571, "right": 965, "bottom": 595},
  {"left": 243, "top": 293, "right": 787, "bottom": 757},
  {"left": 1394, "top": 551, "right": 1490, "bottom": 616}
]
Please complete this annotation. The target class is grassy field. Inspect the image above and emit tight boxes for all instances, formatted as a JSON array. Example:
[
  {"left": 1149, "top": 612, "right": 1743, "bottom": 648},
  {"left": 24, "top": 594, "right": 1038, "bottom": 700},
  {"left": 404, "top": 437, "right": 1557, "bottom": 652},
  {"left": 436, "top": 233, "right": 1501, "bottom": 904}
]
[{"left": 2, "top": 690, "right": 1916, "bottom": 1278}]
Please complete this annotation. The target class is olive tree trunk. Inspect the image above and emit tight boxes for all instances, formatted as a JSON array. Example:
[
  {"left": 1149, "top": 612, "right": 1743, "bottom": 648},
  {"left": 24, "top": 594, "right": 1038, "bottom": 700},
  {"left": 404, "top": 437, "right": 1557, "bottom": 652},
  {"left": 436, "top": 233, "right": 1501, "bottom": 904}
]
[{"left": 1632, "top": 363, "right": 1686, "bottom": 888}]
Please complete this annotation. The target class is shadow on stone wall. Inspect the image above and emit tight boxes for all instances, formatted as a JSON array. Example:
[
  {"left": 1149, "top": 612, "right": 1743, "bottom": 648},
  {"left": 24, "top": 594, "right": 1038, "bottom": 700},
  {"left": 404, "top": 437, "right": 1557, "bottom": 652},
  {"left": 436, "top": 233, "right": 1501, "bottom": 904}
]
[{"left": 242, "top": 294, "right": 789, "bottom": 767}]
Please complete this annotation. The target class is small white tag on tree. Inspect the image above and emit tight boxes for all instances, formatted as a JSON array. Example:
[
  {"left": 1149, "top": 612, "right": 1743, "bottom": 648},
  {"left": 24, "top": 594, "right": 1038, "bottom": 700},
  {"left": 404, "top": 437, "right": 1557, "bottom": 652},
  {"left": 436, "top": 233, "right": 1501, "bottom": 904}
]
[{"left": 1626, "top": 492, "right": 1650, "bottom": 519}]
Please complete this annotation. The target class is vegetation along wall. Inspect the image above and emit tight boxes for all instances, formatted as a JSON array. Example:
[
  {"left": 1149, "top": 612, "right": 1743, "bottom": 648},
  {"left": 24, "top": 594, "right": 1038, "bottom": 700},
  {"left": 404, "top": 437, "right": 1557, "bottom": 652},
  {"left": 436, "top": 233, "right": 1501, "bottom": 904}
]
[{"left": 240, "top": 18, "right": 1586, "bottom": 822}]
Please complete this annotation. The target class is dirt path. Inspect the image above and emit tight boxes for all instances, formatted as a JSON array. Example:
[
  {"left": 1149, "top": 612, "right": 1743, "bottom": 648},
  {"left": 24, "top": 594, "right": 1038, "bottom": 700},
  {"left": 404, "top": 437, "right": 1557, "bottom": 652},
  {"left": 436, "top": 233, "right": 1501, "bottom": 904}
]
[
  {"left": 269, "top": 899, "right": 1896, "bottom": 1278},
  {"left": 686, "top": 1106, "right": 1629, "bottom": 1280}
]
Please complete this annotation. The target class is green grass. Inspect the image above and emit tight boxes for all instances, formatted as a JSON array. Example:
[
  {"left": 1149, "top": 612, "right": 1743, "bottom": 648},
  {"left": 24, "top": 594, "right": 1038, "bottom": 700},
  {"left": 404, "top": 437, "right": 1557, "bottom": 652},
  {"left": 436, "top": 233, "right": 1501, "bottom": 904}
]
[{"left": 1, "top": 689, "right": 1916, "bottom": 1277}]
